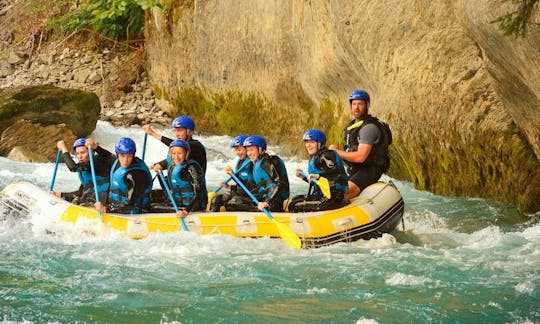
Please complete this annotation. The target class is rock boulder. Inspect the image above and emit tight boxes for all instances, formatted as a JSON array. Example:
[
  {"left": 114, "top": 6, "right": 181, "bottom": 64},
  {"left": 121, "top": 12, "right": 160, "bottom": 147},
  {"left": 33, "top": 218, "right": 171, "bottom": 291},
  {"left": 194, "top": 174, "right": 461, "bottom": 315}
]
[{"left": 0, "top": 85, "right": 101, "bottom": 161}]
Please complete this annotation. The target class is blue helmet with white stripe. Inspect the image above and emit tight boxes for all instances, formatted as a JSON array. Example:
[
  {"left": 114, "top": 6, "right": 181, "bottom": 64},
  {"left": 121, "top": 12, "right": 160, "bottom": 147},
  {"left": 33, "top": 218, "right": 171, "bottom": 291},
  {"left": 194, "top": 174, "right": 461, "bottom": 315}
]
[
  {"left": 230, "top": 134, "right": 249, "bottom": 148},
  {"left": 171, "top": 115, "right": 195, "bottom": 131},
  {"left": 243, "top": 135, "right": 267, "bottom": 150},
  {"left": 169, "top": 139, "right": 190, "bottom": 152},
  {"left": 115, "top": 137, "right": 136, "bottom": 154},
  {"left": 73, "top": 137, "right": 87, "bottom": 149},
  {"left": 349, "top": 89, "right": 370, "bottom": 105},
  {"left": 302, "top": 129, "right": 326, "bottom": 146}
]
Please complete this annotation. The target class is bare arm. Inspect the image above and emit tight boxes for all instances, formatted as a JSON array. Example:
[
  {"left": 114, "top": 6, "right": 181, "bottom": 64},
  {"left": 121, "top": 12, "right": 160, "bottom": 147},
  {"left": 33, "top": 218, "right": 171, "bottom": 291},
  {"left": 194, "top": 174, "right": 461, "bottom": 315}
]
[
  {"left": 330, "top": 144, "right": 372, "bottom": 164},
  {"left": 143, "top": 124, "right": 163, "bottom": 141}
]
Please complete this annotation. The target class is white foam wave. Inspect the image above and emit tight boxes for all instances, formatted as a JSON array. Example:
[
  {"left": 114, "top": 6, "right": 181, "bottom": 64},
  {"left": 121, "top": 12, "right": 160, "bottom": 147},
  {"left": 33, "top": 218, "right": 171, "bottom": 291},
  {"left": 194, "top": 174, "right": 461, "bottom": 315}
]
[
  {"left": 353, "top": 233, "right": 397, "bottom": 248},
  {"left": 385, "top": 272, "right": 433, "bottom": 286},
  {"left": 515, "top": 281, "right": 535, "bottom": 295},
  {"left": 306, "top": 287, "right": 329, "bottom": 294},
  {"left": 403, "top": 210, "right": 451, "bottom": 234},
  {"left": 355, "top": 318, "right": 380, "bottom": 324}
]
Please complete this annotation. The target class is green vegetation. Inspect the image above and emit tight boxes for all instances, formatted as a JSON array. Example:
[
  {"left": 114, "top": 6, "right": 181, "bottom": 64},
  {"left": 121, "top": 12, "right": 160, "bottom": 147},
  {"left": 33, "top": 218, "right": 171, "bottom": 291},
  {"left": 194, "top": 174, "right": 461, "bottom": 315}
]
[
  {"left": 165, "top": 87, "right": 346, "bottom": 155},
  {"left": 389, "top": 125, "right": 540, "bottom": 213},
  {"left": 493, "top": 0, "right": 539, "bottom": 37},
  {"left": 47, "top": 0, "right": 164, "bottom": 41},
  {"left": 172, "top": 88, "right": 219, "bottom": 133}
]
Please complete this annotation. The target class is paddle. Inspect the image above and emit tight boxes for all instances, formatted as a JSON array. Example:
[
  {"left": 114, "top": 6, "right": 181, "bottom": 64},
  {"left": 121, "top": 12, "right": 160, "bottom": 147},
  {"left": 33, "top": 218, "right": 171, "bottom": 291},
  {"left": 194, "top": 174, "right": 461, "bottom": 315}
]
[
  {"left": 141, "top": 133, "right": 148, "bottom": 161},
  {"left": 299, "top": 171, "right": 331, "bottom": 199},
  {"left": 228, "top": 172, "right": 301, "bottom": 249},
  {"left": 157, "top": 171, "right": 189, "bottom": 232},
  {"left": 49, "top": 150, "right": 62, "bottom": 191},
  {"left": 87, "top": 147, "right": 102, "bottom": 221}
]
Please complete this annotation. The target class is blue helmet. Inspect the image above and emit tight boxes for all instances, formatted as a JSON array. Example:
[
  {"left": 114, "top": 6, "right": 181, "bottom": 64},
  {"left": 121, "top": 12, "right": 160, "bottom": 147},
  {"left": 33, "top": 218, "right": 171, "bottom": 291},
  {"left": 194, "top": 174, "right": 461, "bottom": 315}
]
[
  {"left": 230, "top": 134, "right": 249, "bottom": 148},
  {"left": 302, "top": 129, "right": 326, "bottom": 146},
  {"left": 115, "top": 137, "right": 136, "bottom": 154},
  {"left": 73, "top": 137, "right": 87, "bottom": 149},
  {"left": 349, "top": 89, "right": 370, "bottom": 105},
  {"left": 243, "top": 135, "right": 267, "bottom": 150},
  {"left": 171, "top": 115, "right": 195, "bottom": 131},
  {"left": 169, "top": 139, "right": 190, "bottom": 152}
]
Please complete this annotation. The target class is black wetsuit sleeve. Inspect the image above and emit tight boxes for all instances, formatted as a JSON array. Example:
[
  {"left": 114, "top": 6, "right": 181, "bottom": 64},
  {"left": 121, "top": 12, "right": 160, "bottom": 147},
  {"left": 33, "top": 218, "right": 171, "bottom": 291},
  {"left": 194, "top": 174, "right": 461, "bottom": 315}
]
[
  {"left": 95, "top": 146, "right": 116, "bottom": 170},
  {"left": 62, "top": 152, "right": 79, "bottom": 172},
  {"left": 261, "top": 158, "right": 282, "bottom": 203},
  {"left": 155, "top": 138, "right": 170, "bottom": 169},
  {"left": 127, "top": 170, "right": 150, "bottom": 205},
  {"left": 189, "top": 140, "right": 207, "bottom": 173},
  {"left": 184, "top": 164, "right": 204, "bottom": 212},
  {"left": 161, "top": 136, "right": 173, "bottom": 146},
  {"left": 156, "top": 159, "right": 168, "bottom": 170}
]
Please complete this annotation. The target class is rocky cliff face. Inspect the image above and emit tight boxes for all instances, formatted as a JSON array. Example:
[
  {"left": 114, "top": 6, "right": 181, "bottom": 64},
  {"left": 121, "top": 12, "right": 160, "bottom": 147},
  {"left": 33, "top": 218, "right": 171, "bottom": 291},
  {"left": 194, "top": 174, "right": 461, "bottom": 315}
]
[{"left": 145, "top": 0, "right": 539, "bottom": 212}]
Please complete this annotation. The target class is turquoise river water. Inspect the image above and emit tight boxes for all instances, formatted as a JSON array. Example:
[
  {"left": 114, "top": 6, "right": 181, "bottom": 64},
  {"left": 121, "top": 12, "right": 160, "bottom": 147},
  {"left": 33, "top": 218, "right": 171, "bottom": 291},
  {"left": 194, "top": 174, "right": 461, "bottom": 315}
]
[{"left": 1, "top": 121, "right": 538, "bottom": 323}]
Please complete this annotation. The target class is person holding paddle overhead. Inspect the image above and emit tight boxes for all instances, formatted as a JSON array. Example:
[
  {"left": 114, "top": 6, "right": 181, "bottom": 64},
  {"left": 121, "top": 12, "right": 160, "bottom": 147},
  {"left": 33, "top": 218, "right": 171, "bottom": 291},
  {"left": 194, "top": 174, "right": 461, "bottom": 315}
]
[
  {"left": 209, "top": 134, "right": 256, "bottom": 212},
  {"left": 289, "top": 129, "right": 348, "bottom": 212},
  {"left": 51, "top": 138, "right": 114, "bottom": 206},
  {"left": 151, "top": 139, "right": 207, "bottom": 217},
  {"left": 329, "top": 90, "right": 392, "bottom": 199},
  {"left": 143, "top": 115, "right": 207, "bottom": 174},
  {"left": 230, "top": 135, "right": 289, "bottom": 212},
  {"left": 95, "top": 137, "right": 153, "bottom": 214}
]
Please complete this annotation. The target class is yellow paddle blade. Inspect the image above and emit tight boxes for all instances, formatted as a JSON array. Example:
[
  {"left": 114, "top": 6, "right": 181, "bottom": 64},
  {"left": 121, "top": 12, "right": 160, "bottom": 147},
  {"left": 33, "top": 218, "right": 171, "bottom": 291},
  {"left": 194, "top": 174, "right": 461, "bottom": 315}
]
[
  {"left": 206, "top": 191, "right": 215, "bottom": 211},
  {"left": 271, "top": 218, "right": 302, "bottom": 249},
  {"left": 317, "top": 176, "right": 331, "bottom": 199}
]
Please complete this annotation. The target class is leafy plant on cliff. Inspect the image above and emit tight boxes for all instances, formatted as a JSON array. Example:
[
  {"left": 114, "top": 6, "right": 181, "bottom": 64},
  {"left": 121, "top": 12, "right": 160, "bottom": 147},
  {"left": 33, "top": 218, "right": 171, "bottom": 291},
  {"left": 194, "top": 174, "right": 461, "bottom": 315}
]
[
  {"left": 493, "top": 0, "right": 539, "bottom": 36},
  {"left": 48, "top": 0, "right": 164, "bottom": 41}
]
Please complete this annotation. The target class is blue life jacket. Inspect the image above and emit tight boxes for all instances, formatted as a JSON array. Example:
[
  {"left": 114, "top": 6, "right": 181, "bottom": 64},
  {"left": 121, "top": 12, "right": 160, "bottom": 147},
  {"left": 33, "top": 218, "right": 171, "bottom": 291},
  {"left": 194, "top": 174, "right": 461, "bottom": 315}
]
[
  {"left": 78, "top": 169, "right": 109, "bottom": 199},
  {"left": 253, "top": 155, "right": 289, "bottom": 201},
  {"left": 108, "top": 158, "right": 152, "bottom": 214},
  {"left": 307, "top": 149, "right": 348, "bottom": 198},
  {"left": 234, "top": 158, "right": 255, "bottom": 194},
  {"left": 168, "top": 159, "right": 207, "bottom": 211}
]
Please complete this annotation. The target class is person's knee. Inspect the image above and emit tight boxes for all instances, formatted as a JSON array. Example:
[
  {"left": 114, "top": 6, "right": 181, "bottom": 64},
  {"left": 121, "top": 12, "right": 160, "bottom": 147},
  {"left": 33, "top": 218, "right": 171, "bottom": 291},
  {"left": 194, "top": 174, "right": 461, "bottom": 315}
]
[
  {"left": 209, "top": 195, "right": 223, "bottom": 212},
  {"left": 345, "top": 181, "right": 361, "bottom": 200}
]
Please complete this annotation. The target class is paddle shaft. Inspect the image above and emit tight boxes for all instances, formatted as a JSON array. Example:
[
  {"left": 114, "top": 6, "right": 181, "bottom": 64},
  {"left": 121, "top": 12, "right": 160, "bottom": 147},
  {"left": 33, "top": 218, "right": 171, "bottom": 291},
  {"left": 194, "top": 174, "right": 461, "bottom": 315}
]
[
  {"left": 228, "top": 172, "right": 273, "bottom": 217},
  {"left": 229, "top": 172, "right": 301, "bottom": 249},
  {"left": 158, "top": 171, "right": 189, "bottom": 232},
  {"left": 87, "top": 147, "right": 102, "bottom": 221},
  {"left": 213, "top": 175, "right": 232, "bottom": 193},
  {"left": 141, "top": 134, "right": 148, "bottom": 161},
  {"left": 300, "top": 171, "right": 319, "bottom": 186},
  {"left": 49, "top": 150, "right": 62, "bottom": 191},
  {"left": 213, "top": 160, "right": 251, "bottom": 193}
]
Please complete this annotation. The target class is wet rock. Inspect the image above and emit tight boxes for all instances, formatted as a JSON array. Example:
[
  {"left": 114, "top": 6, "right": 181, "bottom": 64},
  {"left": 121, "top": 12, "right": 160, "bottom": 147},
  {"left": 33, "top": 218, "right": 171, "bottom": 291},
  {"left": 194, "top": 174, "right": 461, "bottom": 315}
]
[
  {"left": 0, "top": 120, "right": 77, "bottom": 162},
  {"left": 0, "top": 85, "right": 100, "bottom": 160}
]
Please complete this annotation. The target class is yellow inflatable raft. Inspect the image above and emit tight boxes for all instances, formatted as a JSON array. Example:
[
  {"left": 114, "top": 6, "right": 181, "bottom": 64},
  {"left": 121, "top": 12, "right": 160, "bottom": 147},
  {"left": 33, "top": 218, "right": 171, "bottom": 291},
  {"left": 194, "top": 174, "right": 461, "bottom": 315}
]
[{"left": 1, "top": 181, "right": 404, "bottom": 248}]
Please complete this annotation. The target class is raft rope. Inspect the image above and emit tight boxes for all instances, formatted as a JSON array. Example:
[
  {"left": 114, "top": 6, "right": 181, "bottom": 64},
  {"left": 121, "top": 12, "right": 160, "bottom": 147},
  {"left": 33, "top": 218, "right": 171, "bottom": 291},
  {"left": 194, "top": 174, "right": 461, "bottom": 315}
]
[{"left": 81, "top": 182, "right": 398, "bottom": 232}]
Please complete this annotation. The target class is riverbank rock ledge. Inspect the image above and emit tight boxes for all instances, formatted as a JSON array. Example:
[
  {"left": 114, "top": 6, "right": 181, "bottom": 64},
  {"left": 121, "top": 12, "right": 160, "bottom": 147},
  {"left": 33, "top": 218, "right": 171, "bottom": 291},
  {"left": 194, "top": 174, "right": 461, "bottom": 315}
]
[{"left": 0, "top": 85, "right": 101, "bottom": 162}]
